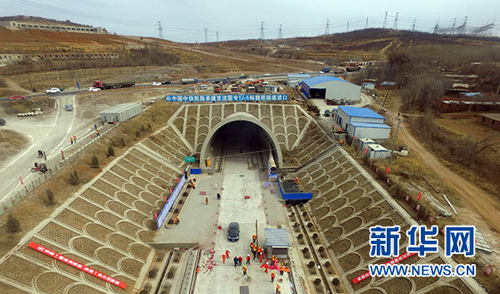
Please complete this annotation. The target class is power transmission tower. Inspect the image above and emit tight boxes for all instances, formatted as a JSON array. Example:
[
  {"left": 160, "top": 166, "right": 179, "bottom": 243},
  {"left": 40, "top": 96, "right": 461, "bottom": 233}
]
[
  {"left": 157, "top": 21, "right": 163, "bottom": 39},
  {"left": 365, "top": 17, "right": 369, "bottom": 29},
  {"left": 383, "top": 12, "right": 388, "bottom": 28},
  {"left": 393, "top": 12, "right": 399, "bottom": 30},
  {"left": 452, "top": 17, "right": 457, "bottom": 34},
  {"left": 324, "top": 19, "right": 330, "bottom": 35},
  {"left": 204, "top": 28, "right": 208, "bottom": 43},
  {"left": 259, "top": 22, "right": 265, "bottom": 40},
  {"left": 216, "top": 31, "right": 219, "bottom": 42},
  {"left": 412, "top": 19, "right": 416, "bottom": 31},
  {"left": 346, "top": 21, "right": 349, "bottom": 32},
  {"left": 278, "top": 24, "right": 282, "bottom": 39}
]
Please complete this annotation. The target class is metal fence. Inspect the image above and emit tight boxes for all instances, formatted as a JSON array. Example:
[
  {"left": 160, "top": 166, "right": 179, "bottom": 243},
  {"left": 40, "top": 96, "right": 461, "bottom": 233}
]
[{"left": 0, "top": 123, "right": 116, "bottom": 216}]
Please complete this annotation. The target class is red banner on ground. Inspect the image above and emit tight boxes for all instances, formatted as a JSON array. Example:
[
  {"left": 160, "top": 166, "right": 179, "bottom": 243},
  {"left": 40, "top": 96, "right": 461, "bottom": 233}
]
[
  {"left": 352, "top": 252, "right": 416, "bottom": 284},
  {"left": 28, "top": 242, "right": 127, "bottom": 289}
]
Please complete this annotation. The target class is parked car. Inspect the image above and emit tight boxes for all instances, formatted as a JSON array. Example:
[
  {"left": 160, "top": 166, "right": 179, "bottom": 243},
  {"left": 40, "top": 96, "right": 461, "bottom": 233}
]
[
  {"left": 262, "top": 81, "right": 269, "bottom": 85},
  {"left": 161, "top": 80, "right": 171, "bottom": 85},
  {"left": 324, "top": 109, "right": 331, "bottom": 117},
  {"left": 9, "top": 95, "right": 26, "bottom": 100},
  {"left": 0, "top": 118, "right": 5, "bottom": 125},
  {"left": 151, "top": 81, "right": 161, "bottom": 86},
  {"left": 227, "top": 222, "right": 240, "bottom": 242},
  {"left": 239, "top": 74, "right": 247, "bottom": 78},
  {"left": 46, "top": 88, "right": 61, "bottom": 94},
  {"left": 88, "top": 87, "right": 101, "bottom": 92},
  {"left": 65, "top": 104, "right": 73, "bottom": 111},
  {"left": 263, "top": 73, "right": 271, "bottom": 77},
  {"left": 199, "top": 84, "right": 208, "bottom": 90}
]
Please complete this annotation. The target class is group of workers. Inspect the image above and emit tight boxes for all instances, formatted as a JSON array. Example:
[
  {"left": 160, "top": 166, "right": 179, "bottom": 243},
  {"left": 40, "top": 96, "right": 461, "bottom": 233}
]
[{"left": 221, "top": 235, "right": 285, "bottom": 293}]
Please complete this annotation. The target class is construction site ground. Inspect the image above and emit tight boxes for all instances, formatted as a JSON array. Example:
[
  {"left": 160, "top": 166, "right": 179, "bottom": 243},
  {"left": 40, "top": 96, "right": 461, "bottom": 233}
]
[{"left": 157, "top": 154, "right": 294, "bottom": 294}]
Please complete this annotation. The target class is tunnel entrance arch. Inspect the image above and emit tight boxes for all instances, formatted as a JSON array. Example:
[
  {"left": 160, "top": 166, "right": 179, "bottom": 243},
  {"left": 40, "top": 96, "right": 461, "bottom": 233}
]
[{"left": 200, "top": 113, "right": 283, "bottom": 168}]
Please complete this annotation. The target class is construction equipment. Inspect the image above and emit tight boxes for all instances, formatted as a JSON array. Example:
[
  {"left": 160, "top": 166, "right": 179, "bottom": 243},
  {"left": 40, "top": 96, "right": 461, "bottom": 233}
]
[
  {"left": 93, "top": 80, "right": 135, "bottom": 90},
  {"left": 31, "top": 162, "right": 49, "bottom": 173}
]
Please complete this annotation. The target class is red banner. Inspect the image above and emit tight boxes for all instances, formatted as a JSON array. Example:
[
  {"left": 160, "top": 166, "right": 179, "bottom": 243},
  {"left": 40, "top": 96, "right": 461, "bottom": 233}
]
[
  {"left": 28, "top": 242, "right": 127, "bottom": 289},
  {"left": 417, "top": 191, "right": 422, "bottom": 201},
  {"left": 352, "top": 252, "right": 416, "bottom": 284}
]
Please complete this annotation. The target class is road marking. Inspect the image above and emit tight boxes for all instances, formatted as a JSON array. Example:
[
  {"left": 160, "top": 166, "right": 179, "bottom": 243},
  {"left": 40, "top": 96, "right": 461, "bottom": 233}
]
[
  {"left": 49, "top": 95, "right": 76, "bottom": 158},
  {"left": 0, "top": 133, "right": 34, "bottom": 174}
]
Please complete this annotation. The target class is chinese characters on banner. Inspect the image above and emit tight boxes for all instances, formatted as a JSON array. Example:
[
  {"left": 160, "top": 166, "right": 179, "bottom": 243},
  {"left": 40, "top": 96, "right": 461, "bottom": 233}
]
[{"left": 28, "top": 242, "right": 127, "bottom": 289}]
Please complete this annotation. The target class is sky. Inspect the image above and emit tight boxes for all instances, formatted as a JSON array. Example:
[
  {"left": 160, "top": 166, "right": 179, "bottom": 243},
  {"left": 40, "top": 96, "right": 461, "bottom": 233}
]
[{"left": 1, "top": 0, "right": 499, "bottom": 43}]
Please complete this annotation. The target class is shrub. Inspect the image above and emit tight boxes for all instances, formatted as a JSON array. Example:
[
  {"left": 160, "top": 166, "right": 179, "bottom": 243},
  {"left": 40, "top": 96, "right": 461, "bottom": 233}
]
[
  {"left": 6, "top": 213, "right": 21, "bottom": 233},
  {"left": 68, "top": 169, "right": 80, "bottom": 185},
  {"left": 107, "top": 145, "right": 115, "bottom": 157},
  {"left": 90, "top": 155, "right": 99, "bottom": 168},
  {"left": 46, "top": 189, "right": 55, "bottom": 206}
]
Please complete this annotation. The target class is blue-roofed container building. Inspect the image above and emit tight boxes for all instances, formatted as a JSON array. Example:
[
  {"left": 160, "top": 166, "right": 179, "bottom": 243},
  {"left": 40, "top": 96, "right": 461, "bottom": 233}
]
[{"left": 334, "top": 106, "right": 391, "bottom": 140}]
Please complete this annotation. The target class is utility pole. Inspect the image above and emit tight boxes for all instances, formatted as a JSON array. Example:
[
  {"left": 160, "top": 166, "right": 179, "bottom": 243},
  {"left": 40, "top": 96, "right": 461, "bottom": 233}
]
[
  {"left": 393, "top": 12, "right": 399, "bottom": 30},
  {"left": 412, "top": 19, "right": 416, "bottom": 31},
  {"left": 324, "top": 19, "right": 330, "bottom": 35},
  {"left": 278, "top": 24, "right": 283, "bottom": 39},
  {"left": 346, "top": 21, "right": 349, "bottom": 32},
  {"left": 216, "top": 31, "right": 219, "bottom": 42},
  {"left": 157, "top": 21, "right": 163, "bottom": 39},
  {"left": 204, "top": 28, "right": 208, "bottom": 43},
  {"left": 383, "top": 12, "right": 388, "bottom": 28},
  {"left": 389, "top": 116, "right": 404, "bottom": 164},
  {"left": 259, "top": 22, "right": 265, "bottom": 40},
  {"left": 365, "top": 17, "right": 369, "bottom": 29}
]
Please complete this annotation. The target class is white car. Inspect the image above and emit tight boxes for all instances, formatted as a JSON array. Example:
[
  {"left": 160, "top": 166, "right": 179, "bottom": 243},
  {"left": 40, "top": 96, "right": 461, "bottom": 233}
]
[
  {"left": 263, "top": 73, "right": 271, "bottom": 77},
  {"left": 262, "top": 81, "right": 269, "bottom": 85},
  {"left": 45, "top": 88, "right": 61, "bottom": 94},
  {"left": 151, "top": 82, "right": 161, "bottom": 86},
  {"left": 88, "top": 87, "right": 101, "bottom": 92}
]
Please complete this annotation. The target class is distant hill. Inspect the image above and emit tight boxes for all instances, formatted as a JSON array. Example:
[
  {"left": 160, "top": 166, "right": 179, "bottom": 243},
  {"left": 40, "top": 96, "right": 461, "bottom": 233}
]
[
  {"left": 213, "top": 28, "right": 500, "bottom": 61},
  {"left": 0, "top": 15, "right": 92, "bottom": 27}
]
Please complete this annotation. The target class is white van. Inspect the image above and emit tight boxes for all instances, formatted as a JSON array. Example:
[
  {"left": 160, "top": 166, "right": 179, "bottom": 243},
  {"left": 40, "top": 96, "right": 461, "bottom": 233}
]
[{"left": 199, "top": 84, "right": 208, "bottom": 90}]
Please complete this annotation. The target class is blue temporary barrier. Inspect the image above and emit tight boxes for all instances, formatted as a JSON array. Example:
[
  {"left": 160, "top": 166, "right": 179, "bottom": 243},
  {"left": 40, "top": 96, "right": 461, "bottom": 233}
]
[
  {"left": 190, "top": 168, "right": 202, "bottom": 174},
  {"left": 156, "top": 176, "right": 186, "bottom": 229}
]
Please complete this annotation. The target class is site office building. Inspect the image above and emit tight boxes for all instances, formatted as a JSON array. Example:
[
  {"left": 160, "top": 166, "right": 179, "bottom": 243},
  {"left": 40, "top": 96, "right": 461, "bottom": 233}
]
[{"left": 334, "top": 106, "right": 391, "bottom": 140}]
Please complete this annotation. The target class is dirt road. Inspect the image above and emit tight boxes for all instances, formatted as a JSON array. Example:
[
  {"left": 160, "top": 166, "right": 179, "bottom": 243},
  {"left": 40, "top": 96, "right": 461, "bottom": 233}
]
[{"left": 392, "top": 114, "right": 500, "bottom": 260}]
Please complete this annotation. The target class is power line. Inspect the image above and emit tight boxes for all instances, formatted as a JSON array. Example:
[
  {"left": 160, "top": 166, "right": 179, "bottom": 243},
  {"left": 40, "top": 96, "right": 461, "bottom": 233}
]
[
  {"left": 216, "top": 31, "right": 219, "bottom": 42},
  {"left": 412, "top": 19, "right": 416, "bottom": 31},
  {"left": 365, "top": 17, "right": 369, "bottom": 29},
  {"left": 383, "top": 12, "right": 388, "bottom": 28},
  {"left": 278, "top": 24, "right": 283, "bottom": 39},
  {"left": 259, "top": 21, "right": 265, "bottom": 40},
  {"left": 204, "top": 28, "right": 208, "bottom": 43},
  {"left": 324, "top": 19, "right": 330, "bottom": 35}
]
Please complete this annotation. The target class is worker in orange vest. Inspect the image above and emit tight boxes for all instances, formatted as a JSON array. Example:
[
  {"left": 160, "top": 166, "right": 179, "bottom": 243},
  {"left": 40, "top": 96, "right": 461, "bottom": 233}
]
[
  {"left": 243, "top": 266, "right": 247, "bottom": 276},
  {"left": 252, "top": 234, "right": 256, "bottom": 243},
  {"left": 280, "top": 263, "right": 285, "bottom": 275},
  {"left": 271, "top": 271, "right": 275, "bottom": 282},
  {"left": 276, "top": 283, "right": 281, "bottom": 294},
  {"left": 295, "top": 177, "right": 299, "bottom": 184}
]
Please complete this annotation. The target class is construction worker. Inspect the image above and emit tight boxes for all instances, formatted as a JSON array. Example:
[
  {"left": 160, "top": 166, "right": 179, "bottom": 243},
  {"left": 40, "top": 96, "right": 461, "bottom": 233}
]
[
  {"left": 242, "top": 266, "right": 247, "bottom": 276},
  {"left": 252, "top": 247, "right": 257, "bottom": 259},
  {"left": 238, "top": 256, "right": 243, "bottom": 266},
  {"left": 246, "top": 255, "right": 251, "bottom": 265},
  {"left": 233, "top": 256, "right": 238, "bottom": 267},
  {"left": 280, "top": 263, "right": 285, "bottom": 276},
  {"left": 295, "top": 177, "right": 299, "bottom": 184},
  {"left": 96, "top": 129, "right": 100, "bottom": 136},
  {"left": 70, "top": 137, "right": 73, "bottom": 145},
  {"left": 276, "top": 283, "right": 281, "bottom": 294},
  {"left": 252, "top": 234, "right": 256, "bottom": 243},
  {"left": 271, "top": 255, "right": 276, "bottom": 263},
  {"left": 217, "top": 192, "right": 221, "bottom": 200},
  {"left": 173, "top": 217, "right": 179, "bottom": 224},
  {"left": 225, "top": 249, "right": 230, "bottom": 259},
  {"left": 271, "top": 272, "right": 275, "bottom": 282},
  {"left": 205, "top": 197, "right": 208, "bottom": 205},
  {"left": 259, "top": 251, "right": 264, "bottom": 263},
  {"left": 73, "top": 135, "right": 76, "bottom": 143},
  {"left": 222, "top": 254, "right": 226, "bottom": 264}
]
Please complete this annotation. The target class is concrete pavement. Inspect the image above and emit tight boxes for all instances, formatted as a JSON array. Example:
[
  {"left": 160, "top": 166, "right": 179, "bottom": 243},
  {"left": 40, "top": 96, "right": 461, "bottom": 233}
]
[{"left": 0, "top": 94, "right": 95, "bottom": 204}]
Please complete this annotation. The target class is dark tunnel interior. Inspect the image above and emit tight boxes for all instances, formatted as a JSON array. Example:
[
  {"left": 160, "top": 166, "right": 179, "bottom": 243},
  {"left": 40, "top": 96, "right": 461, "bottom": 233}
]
[{"left": 210, "top": 121, "right": 278, "bottom": 161}]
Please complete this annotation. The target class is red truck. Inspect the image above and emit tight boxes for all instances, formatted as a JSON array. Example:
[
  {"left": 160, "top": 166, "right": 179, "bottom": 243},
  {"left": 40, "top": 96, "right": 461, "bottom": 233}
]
[{"left": 93, "top": 80, "right": 135, "bottom": 90}]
